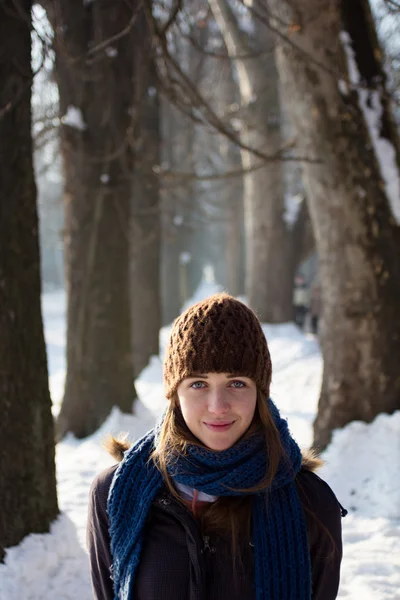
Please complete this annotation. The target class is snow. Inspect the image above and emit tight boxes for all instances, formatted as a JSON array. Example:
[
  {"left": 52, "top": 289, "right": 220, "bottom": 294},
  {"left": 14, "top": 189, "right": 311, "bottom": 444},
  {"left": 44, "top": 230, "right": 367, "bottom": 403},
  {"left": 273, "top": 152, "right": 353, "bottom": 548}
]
[
  {"left": 230, "top": 117, "right": 243, "bottom": 131},
  {"left": 60, "top": 106, "right": 87, "bottom": 132},
  {"left": 340, "top": 31, "right": 400, "bottom": 224},
  {"left": 283, "top": 192, "right": 303, "bottom": 229},
  {"left": 1, "top": 283, "right": 400, "bottom": 599},
  {"left": 105, "top": 47, "right": 118, "bottom": 58},
  {"left": 179, "top": 251, "right": 192, "bottom": 265},
  {"left": 173, "top": 213, "right": 183, "bottom": 226},
  {"left": 338, "top": 79, "right": 349, "bottom": 96},
  {"left": 322, "top": 412, "right": 400, "bottom": 520}
]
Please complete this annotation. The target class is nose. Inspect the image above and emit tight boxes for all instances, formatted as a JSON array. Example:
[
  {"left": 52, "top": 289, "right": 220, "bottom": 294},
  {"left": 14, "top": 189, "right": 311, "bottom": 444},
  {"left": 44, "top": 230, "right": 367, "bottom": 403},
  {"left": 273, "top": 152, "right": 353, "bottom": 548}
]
[{"left": 208, "top": 388, "right": 230, "bottom": 415}]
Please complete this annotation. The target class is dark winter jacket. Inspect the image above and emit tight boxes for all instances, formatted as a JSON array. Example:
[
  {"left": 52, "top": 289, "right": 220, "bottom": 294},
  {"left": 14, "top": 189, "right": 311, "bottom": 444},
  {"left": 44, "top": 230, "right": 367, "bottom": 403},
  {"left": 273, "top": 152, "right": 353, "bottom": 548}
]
[{"left": 87, "top": 462, "right": 344, "bottom": 600}]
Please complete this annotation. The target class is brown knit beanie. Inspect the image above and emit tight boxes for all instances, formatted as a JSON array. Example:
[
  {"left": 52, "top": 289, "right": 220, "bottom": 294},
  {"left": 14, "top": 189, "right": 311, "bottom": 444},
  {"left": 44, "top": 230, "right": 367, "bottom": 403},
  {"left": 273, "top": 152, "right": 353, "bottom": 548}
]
[{"left": 163, "top": 293, "right": 272, "bottom": 399}]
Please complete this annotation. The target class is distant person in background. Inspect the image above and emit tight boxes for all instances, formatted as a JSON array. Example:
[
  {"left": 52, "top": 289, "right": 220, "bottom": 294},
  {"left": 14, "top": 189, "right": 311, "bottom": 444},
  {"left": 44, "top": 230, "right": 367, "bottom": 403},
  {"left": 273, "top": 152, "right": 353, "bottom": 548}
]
[
  {"left": 310, "top": 283, "right": 322, "bottom": 335},
  {"left": 87, "top": 293, "right": 345, "bottom": 600},
  {"left": 293, "top": 275, "right": 310, "bottom": 330}
]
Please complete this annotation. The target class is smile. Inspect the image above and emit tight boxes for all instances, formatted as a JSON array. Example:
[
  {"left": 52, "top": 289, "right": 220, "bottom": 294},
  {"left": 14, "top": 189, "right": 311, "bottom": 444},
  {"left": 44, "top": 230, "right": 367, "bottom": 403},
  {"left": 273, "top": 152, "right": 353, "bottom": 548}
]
[{"left": 204, "top": 421, "right": 235, "bottom": 432}]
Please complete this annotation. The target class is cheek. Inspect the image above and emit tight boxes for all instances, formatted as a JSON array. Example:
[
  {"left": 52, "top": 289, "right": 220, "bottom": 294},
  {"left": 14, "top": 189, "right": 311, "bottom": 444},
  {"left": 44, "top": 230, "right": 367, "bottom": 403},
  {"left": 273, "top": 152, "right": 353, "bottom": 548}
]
[
  {"left": 177, "top": 394, "right": 198, "bottom": 423},
  {"left": 241, "top": 395, "right": 257, "bottom": 423}
]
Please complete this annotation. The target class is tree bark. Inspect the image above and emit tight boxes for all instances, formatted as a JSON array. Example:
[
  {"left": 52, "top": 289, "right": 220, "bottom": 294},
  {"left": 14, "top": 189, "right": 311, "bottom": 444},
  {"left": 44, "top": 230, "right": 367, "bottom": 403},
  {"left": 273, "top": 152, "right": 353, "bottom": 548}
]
[
  {"left": 131, "top": 21, "right": 161, "bottom": 379},
  {"left": 225, "top": 181, "right": 245, "bottom": 297},
  {"left": 209, "top": 0, "right": 295, "bottom": 321},
  {"left": 48, "top": 0, "right": 139, "bottom": 438},
  {"left": 161, "top": 94, "right": 203, "bottom": 320},
  {"left": 267, "top": 0, "right": 400, "bottom": 448},
  {"left": 160, "top": 100, "right": 187, "bottom": 325},
  {"left": 218, "top": 61, "right": 245, "bottom": 297},
  {"left": 0, "top": 0, "right": 58, "bottom": 561}
]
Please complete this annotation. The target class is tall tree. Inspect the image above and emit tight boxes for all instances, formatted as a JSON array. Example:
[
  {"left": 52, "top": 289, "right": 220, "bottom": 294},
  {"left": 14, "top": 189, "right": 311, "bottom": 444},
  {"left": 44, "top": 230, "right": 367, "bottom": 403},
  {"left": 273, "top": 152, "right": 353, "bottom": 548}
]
[
  {"left": 209, "top": 0, "right": 297, "bottom": 321},
  {"left": 219, "top": 136, "right": 246, "bottom": 298},
  {"left": 0, "top": 0, "right": 58, "bottom": 560},
  {"left": 197, "top": 42, "right": 245, "bottom": 297},
  {"left": 160, "top": 102, "right": 197, "bottom": 324},
  {"left": 160, "top": 23, "right": 208, "bottom": 324},
  {"left": 266, "top": 0, "right": 400, "bottom": 448},
  {"left": 130, "top": 18, "right": 161, "bottom": 379},
  {"left": 47, "top": 0, "right": 139, "bottom": 438}
]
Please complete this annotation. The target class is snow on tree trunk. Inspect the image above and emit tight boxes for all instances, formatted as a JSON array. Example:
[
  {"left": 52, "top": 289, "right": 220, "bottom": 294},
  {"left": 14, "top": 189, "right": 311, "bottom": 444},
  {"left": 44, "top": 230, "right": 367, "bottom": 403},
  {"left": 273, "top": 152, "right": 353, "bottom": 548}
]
[
  {"left": 0, "top": 0, "right": 58, "bottom": 560},
  {"left": 209, "top": 0, "right": 295, "bottom": 321},
  {"left": 267, "top": 0, "right": 400, "bottom": 448},
  {"left": 49, "top": 0, "right": 139, "bottom": 438}
]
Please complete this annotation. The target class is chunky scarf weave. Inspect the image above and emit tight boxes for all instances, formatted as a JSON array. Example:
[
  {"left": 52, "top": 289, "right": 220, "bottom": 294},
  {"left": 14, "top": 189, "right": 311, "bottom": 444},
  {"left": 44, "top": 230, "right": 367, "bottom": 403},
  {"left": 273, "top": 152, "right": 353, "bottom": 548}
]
[{"left": 107, "top": 399, "right": 311, "bottom": 600}]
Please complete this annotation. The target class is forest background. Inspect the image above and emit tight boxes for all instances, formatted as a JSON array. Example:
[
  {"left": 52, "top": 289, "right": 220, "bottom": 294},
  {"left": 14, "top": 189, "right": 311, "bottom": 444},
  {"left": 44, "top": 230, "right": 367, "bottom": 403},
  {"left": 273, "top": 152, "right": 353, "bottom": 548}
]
[{"left": 0, "top": 0, "right": 400, "bottom": 597}]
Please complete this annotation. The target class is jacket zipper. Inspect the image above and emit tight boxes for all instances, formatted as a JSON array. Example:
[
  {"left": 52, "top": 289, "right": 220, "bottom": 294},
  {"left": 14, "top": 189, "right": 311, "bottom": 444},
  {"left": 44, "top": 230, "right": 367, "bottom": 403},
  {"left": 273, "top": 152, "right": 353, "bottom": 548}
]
[
  {"left": 156, "top": 494, "right": 216, "bottom": 555},
  {"left": 202, "top": 535, "right": 216, "bottom": 554}
]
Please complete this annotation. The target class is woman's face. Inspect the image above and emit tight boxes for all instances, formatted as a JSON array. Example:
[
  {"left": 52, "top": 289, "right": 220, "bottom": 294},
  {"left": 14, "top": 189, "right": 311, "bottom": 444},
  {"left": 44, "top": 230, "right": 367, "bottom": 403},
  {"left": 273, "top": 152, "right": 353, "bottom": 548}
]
[{"left": 176, "top": 372, "right": 257, "bottom": 451}]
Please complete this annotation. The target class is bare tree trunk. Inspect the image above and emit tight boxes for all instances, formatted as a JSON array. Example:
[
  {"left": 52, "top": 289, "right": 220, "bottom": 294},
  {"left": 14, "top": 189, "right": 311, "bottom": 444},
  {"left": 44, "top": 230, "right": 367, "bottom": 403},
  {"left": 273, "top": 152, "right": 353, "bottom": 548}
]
[
  {"left": 218, "top": 62, "right": 245, "bottom": 297},
  {"left": 178, "top": 28, "right": 208, "bottom": 302},
  {"left": 225, "top": 188, "right": 244, "bottom": 296},
  {"left": 267, "top": 0, "right": 400, "bottom": 448},
  {"left": 48, "top": 0, "right": 138, "bottom": 438},
  {"left": 160, "top": 100, "right": 187, "bottom": 325},
  {"left": 131, "top": 22, "right": 161, "bottom": 379},
  {"left": 161, "top": 221, "right": 182, "bottom": 326},
  {"left": 0, "top": 0, "right": 58, "bottom": 560},
  {"left": 209, "top": 0, "right": 295, "bottom": 321},
  {"left": 173, "top": 120, "right": 199, "bottom": 305},
  {"left": 161, "top": 97, "right": 203, "bottom": 319},
  {"left": 186, "top": 204, "right": 205, "bottom": 299}
]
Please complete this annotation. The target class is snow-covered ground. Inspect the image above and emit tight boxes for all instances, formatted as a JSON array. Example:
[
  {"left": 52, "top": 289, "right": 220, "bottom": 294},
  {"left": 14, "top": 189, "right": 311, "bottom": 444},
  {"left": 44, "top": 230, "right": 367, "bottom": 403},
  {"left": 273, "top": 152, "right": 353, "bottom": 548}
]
[{"left": 1, "top": 283, "right": 400, "bottom": 600}]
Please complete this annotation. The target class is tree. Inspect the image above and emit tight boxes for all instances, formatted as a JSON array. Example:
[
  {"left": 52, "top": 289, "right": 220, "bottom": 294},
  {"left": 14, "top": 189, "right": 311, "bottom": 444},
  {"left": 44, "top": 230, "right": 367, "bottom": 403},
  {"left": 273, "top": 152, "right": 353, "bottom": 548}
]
[
  {"left": 130, "top": 16, "right": 161, "bottom": 379},
  {"left": 0, "top": 0, "right": 58, "bottom": 560},
  {"left": 160, "top": 19, "right": 209, "bottom": 323},
  {"left": 47, "top": 0, "right": 140, "bottom": 438},
  {"left": 266, "top": 0, "right": 400, "bottom": 448},
  {"left": 219, "top": 121, "right": 246, "bottom": 297},
  {"left": 195, "top": 41, "right": 245, "bottom": 297},
  {"left": 160, "top": 102, "right": 186, "bottom": 326},
  {"left": 209, "top": 0, "right": 301, "bottom": 321},
  {"left": 160, "top": 102, "right": 200, "bottom": 323}
]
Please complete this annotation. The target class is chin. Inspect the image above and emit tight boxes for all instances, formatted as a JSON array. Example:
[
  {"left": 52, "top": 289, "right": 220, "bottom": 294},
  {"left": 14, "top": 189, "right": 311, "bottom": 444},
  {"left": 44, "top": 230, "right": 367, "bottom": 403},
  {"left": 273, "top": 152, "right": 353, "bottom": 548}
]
[{"left": 202, "top": 436, "right": 238, "bottom": 452}]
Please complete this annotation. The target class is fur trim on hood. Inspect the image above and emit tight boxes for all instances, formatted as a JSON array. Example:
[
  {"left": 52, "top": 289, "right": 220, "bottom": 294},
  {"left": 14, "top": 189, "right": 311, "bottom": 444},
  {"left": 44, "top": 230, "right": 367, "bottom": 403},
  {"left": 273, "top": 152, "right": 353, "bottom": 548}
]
[
  {"left": 300, "top": 448, "right": 323, "bottom": 472},
  {"left": 104, "top": 435, "right": 323, "bottom": 472},
  {"left": 103, "top": 434, "right": 131, "bottom": 462}
]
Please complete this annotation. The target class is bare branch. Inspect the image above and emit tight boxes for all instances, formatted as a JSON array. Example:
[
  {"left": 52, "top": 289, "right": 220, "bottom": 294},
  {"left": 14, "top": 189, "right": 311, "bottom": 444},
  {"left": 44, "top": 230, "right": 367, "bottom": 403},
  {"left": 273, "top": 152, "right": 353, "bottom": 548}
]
[
  {"left": 86, "top": 11, "right": 140, "bottom": 58},
  {"left": 241, "top": 0, "right": 396, "bottom": 103},
  {"left": 151, "top": 150, "right": 321, "bottom": 183},
  {"left": 144, "top": 2, "right": 319, "bottom": 165},
  {"left": 159, "top": 0, "right": 184, "bottom": 35}
]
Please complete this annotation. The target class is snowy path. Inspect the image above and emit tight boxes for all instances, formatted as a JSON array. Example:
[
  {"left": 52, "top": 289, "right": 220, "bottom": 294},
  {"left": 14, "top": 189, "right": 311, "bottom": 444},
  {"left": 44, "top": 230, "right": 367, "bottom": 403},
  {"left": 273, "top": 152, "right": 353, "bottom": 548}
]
[{"left": 0, "top": 287, "right": 399, "bottom": 600}]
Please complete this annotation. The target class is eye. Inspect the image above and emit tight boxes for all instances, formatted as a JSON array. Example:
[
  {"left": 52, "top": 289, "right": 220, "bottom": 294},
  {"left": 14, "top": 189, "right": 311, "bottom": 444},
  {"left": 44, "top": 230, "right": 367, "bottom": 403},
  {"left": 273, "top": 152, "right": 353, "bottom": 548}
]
[
  {"left": 190, "top": 381, "right": 206, "bottom": 389},
  {"left": 229, "top": 380, "right": 246, "bottom": 389}
]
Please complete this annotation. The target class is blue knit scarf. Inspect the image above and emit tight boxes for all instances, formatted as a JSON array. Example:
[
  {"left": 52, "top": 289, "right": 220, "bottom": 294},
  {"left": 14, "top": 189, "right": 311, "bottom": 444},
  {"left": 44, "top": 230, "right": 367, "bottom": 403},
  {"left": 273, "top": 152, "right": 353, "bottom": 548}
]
[{"left": 107, "top": 399, "right": 311, "bottom": 600}]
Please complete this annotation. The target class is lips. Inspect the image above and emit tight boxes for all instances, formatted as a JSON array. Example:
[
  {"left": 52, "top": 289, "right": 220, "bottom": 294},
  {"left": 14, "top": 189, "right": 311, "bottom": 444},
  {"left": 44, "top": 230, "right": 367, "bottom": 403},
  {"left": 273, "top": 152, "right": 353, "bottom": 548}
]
[{"left": 204, "top": 421, "right": 234, "bottom": 432}]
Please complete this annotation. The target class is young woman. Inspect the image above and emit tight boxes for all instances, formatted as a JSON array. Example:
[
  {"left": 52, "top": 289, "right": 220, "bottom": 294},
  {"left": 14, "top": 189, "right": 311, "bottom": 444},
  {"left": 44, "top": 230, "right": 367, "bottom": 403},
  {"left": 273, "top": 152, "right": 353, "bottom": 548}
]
[{"left": 87, "top": 293, "right": 346, "bottom": 600}]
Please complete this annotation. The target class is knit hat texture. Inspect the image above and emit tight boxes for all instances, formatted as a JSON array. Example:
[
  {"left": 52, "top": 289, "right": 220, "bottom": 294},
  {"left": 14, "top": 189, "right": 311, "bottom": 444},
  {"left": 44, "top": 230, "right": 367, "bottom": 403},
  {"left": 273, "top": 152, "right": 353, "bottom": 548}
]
[{"left": 163, "top": 293, "right": 272, "bottom": 399}]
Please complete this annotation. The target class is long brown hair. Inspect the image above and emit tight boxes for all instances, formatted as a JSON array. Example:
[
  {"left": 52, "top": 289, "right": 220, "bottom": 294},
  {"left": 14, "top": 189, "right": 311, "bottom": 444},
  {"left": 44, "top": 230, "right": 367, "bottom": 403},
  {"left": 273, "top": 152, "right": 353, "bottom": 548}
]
[{"left": 150, "top": 390, "right": 285, "bottom": 556}]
